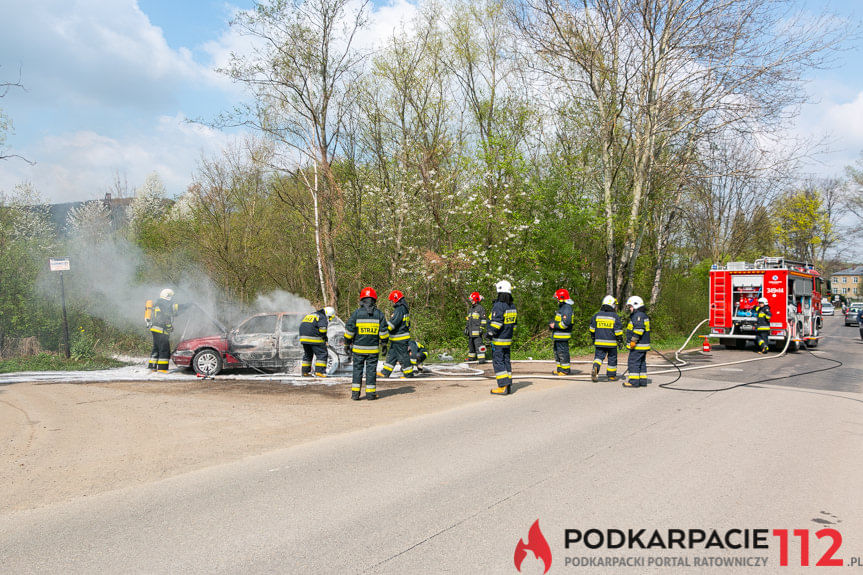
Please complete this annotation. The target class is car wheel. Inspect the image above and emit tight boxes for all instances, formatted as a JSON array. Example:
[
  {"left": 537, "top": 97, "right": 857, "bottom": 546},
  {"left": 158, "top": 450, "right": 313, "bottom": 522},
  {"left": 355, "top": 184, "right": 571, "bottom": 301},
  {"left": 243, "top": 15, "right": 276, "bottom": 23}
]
[
  {"left": 326, "top": 345, "right": 340, "bottom": 375},
  {"left": 193, "top": 349, "right": 222, "bottom": 376}
]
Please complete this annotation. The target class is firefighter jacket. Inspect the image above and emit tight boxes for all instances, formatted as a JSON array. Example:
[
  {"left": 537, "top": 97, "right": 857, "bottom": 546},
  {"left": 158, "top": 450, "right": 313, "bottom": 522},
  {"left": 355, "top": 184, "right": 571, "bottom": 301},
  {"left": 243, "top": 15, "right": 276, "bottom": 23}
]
[
  {"left": 589, "top": 309, "right": 624, "bottom": 348},
  {"left": 625, "top": 309, "right": 651, "bottom": 351},
  {"left": 465, "top": 303, "right": 487, "bottom": 337},
  {"left": 299, "top": 309, "right": 329, "bottom": 345},
  {"left": 149, "top": 298, "right": 182, "bottom": 334},
  {"left": 387, "top": 300, "right": 411, "bottom": 342},
  {"left": 756, "top": 304, "right": 772, "bottom": 331},
  {"left": 551, "top": 300, "right": 574, "bottom": 340},
  {"left": 488, "top": 299, "right": 518, "bottom": 347},
  {"left": 344, "top": 300, "right": 390, "bottom": 355},
  {"left": 409, "top": 340, "right": 427, "bottom": 363}
]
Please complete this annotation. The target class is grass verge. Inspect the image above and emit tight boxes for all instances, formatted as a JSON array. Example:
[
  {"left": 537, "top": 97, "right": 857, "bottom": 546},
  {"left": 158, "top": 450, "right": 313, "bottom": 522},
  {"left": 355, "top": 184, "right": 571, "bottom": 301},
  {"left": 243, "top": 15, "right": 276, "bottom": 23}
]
[{"left": 0, "top": 353, "right": 126, "bottom": 373}]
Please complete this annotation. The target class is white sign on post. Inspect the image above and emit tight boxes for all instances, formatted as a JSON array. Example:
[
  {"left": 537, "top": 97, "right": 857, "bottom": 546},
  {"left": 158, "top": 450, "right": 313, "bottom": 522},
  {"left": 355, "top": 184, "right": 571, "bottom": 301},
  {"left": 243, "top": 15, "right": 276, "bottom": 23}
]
[{"left": 49, "top": 257, "right": 71, "bottom": 271}]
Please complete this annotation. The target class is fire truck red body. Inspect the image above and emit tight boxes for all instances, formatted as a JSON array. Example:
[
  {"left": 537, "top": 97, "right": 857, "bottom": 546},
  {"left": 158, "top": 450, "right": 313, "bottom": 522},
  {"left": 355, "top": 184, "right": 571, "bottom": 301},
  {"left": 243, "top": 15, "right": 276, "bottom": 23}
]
[{"left": 709, "top": 257, "right": 823, "bottom": 351}]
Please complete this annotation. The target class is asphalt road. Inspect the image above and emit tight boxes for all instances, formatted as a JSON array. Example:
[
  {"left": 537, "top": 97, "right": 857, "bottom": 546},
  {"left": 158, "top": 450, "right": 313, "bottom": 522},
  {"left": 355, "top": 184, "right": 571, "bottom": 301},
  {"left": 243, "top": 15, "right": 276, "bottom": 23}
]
[{"left": 2, "top": 318, "right": 862, "bottom": 574}]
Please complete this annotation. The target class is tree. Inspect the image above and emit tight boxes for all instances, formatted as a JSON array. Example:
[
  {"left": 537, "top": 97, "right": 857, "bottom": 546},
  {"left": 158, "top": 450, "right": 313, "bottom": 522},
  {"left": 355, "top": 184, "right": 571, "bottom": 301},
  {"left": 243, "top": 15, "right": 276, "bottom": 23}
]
[
  {"left": 773, "top": 188, "right": 833, "bottom": 264},
  {"left": 1, "top": 67, "right": 32, "bottom": 163},
  {"left": 222, "top": 0, "right": 369, "bottom": 310}
]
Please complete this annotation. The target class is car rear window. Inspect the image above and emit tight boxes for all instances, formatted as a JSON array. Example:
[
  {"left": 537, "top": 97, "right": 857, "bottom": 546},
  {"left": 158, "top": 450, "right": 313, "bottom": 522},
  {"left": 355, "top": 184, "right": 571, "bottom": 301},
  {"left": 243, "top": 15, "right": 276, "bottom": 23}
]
[{"left": 238, "top": 315, "right": 278, "bottom": 334}]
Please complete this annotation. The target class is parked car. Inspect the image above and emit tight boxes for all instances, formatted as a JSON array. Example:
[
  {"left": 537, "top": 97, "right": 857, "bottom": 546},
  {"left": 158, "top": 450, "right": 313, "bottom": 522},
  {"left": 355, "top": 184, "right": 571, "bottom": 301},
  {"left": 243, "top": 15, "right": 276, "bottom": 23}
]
[
  {"left": 845, "top": 302, "right": 863, "bottom": 326},
  {"left": 172, "top": 311, "right": 351, "bottom": 376},
  {"left": 821, "top": 302, "right": 835, "bottom": 316}
]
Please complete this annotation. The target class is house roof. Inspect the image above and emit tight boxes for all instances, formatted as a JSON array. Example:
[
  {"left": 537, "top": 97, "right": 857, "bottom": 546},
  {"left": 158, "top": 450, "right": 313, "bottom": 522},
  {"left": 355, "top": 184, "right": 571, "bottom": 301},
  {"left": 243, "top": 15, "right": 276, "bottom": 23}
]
[{"left": 832, "top": 266, "right": 863, "bottom": 276}]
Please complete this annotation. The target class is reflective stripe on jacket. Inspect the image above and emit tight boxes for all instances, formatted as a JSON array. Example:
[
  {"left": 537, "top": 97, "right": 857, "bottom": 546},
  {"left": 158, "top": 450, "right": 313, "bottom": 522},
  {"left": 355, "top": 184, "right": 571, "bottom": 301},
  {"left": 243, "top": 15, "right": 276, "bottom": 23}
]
[
  {"left": 344, "top": 301, "right": 390, "bottom": 354},
  {"left": 388, "top": 300, "right": 411, "bottom": 342},
  {"left": 465, "top": 303, "right": 487, "bottom": 337},
  {"left": 299, "top": 310, "right": 329, "bottom": 344},
  {"left": 489, "top": 300, "right": 517, "bottom": 346},
  {"left": 756, "top": 304, "right": 772, "bottom": 331},
  {"left": 552, "top": 301, "right": 573, "bottom": 340}
]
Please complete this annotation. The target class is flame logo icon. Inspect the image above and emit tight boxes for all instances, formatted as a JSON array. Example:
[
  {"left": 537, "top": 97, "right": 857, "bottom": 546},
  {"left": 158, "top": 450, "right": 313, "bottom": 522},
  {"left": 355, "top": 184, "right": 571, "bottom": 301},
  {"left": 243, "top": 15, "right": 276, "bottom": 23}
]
[{"left": 514, "top": 519, "right": 552, "bottom": 574}]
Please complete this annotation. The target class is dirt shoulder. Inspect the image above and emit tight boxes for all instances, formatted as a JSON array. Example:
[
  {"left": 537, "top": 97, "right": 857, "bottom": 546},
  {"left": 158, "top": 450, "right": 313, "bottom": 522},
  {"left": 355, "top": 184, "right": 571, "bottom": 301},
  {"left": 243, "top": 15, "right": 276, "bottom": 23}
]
[{"left": 0, "top": 361, "right": 579, "bottom": 512}]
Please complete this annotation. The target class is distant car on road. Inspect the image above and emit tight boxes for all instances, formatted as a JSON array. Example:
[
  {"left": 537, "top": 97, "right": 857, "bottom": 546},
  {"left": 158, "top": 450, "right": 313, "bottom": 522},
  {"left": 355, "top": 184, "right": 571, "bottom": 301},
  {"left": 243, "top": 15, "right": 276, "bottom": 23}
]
[
  {"left": 172, "top": 312, "right": 351, "bottom": 376},
  {"left": 845, "top": 302, "right": 863, "bottom": 326},
  {"left": 821, "top": 302, "right": 835, "bottom": 316}
]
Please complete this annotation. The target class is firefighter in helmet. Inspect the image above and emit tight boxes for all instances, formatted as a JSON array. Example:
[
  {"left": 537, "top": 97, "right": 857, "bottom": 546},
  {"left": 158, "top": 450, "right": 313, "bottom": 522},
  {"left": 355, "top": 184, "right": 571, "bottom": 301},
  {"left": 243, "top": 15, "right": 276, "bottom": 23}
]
[
  {"left": 623, "top": 295, "right": 650, "bottom": 387},
  {"left": 755, "top": 296, "right": 771, "bottom": 354},
  {"left": 488, "top": 280, "right": 517, "bottom": 395},
  {"left": 589, "top": 295, "right": 624, "bottom": 382},
  {"left": 380, "top": 290, "right": 414, "bottom": 378},
  {"left": 344, "top": 287, "right": 390, "bottom": 400},
  {"left": 299, "top": 306, "right": 336, "bottom": 377},
  {"left": 146, "top": 288, "right": 187, "bottom": 374},
  {"left": 549, "top": 288, "right": 574, "bottom": 375},
  {"left": 409, "top": 339, "right": 428, "bottom": 373},
  {"left": 465, "top": 291, "right": 488, "bottom": 363}
]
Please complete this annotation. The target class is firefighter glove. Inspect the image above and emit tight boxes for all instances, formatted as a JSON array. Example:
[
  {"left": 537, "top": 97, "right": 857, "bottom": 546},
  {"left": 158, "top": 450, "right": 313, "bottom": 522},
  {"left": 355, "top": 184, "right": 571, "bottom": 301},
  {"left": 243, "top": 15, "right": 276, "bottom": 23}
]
[{"left": 628, "top": 339, "right": 637, "bottom": 350}]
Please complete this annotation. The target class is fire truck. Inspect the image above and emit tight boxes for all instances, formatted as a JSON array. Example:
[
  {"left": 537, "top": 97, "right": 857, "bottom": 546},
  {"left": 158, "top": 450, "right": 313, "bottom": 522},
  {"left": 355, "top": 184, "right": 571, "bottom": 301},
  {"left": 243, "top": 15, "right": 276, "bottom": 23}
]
[{"left": 708, "top": 257, "right": 824, "bottom": 351}]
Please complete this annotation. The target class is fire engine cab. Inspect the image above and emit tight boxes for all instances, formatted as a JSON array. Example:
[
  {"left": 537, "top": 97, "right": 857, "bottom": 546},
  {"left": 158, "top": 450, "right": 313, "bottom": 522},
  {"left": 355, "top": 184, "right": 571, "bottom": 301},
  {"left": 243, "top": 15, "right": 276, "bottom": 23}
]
[{"left": 709, "top": 257, "right": 823, "bottom": 351}]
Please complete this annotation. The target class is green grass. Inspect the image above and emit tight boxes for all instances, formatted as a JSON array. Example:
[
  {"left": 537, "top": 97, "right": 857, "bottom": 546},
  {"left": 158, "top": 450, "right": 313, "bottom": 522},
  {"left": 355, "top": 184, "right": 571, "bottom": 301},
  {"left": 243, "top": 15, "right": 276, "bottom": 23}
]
[{"left": 0, "top": 353, "right": 126, "bottom": 373}]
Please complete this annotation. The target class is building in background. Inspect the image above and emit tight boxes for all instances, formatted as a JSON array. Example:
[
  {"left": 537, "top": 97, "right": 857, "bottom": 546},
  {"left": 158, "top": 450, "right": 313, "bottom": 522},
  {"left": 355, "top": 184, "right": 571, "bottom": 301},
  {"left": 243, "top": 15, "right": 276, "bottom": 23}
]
[{"left": 831, "top": 266, "right": 863, "bottom": 300}]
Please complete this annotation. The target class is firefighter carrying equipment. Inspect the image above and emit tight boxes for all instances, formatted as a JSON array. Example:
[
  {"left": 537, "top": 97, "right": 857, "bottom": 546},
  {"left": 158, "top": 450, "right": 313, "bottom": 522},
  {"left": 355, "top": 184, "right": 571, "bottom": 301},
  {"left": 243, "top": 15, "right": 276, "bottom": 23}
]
[
  {"left": 465, "top": 299, "right": 488, "bottom": 362},
  {"left": 300, "top": 309, "right": 331, "bottom": 376},
  {"left": 488, "top": 292, "right": 517, "bottom": 392},
  {"left": 550, "top": 297, "right": 574, "bottom": 374},
  {"left": 626, "top": 306, "right": 651, "bottom": 386},
  {"left": 144, "top": 299, "right": 154, "bottom": 327},
  {"left": 589, "top": 303, "right": 624, "bottom": 380},
  {"left": 755, "top": 302, "right": 771, "bottom": 353},
  {"left": 381, "top": 298, "right": 413, "bottom": 378},
  {"left": 345, "top": 296, "right": 389, "bottom": 399}
]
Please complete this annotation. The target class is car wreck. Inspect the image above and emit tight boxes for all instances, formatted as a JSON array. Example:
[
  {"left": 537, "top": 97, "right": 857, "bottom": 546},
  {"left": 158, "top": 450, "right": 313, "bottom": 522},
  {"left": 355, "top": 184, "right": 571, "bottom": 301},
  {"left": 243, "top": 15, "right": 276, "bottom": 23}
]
[{"left": 171, "top": 311, "right": 351, "bottom": 376}]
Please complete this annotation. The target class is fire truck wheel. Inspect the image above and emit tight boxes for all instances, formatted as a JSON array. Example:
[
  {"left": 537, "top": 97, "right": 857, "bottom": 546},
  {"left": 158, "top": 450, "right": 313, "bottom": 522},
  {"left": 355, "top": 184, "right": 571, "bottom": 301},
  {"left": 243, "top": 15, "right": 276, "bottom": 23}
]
[{"left": 734, "top": 338, "right": 747, "bottom": 350}]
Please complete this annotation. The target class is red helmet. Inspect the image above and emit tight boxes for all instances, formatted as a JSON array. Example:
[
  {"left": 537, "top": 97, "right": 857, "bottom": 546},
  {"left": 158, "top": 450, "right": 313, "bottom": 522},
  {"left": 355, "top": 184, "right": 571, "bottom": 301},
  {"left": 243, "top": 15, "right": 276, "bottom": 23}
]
[
  {"left": 469, "top": 291, "right": 483, "bottom": 304},
  {"left": 555, "top": 288, "right": 570, "bottom": 301},
  {"left": 388, "top": 289, "right": 404, "bottom": 303},
  {"left": 360, "top": 287, "right": 377, "bottom": 300}
]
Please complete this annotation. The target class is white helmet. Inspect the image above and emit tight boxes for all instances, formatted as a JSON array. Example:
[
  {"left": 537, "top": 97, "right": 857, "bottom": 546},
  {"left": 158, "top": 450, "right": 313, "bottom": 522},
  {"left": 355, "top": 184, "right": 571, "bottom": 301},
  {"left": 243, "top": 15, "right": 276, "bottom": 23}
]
[
  {"left": 758, "top": 297, "right": 768, "bottom": 305},
  {"left": 602, "top": 295, "right": 617, "bottom": 307},
  {"left": 323, "top": 306, "right": 336, "bottom": 320},
  {"left": 626, "top": 295, "right": 644, "bottom": 309},
  {"left": 495, "top": 279, "right": 512, "bottom": 294},
  {"left": 160, "top": 288, "right": 174, "bottom": 301}
]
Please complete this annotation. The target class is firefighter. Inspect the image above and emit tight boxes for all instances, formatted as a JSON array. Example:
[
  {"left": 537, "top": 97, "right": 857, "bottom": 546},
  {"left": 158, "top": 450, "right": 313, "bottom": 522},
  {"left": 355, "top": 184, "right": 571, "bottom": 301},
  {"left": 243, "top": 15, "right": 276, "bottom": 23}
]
[
  {"left": 344, "top": 287, "right": 390, "bottom": 400},
  {"left": 147, "top": 288, "right": 187, "bottom": 374},
  {"left": 465, "top": 291, "right": 488, "bottom": 363},
  {"left": 299, "top": 306, "right": 336, "bottom": 377},
  {"left": 623, "top": 295, "right": 650, "bottom": 388},
  {"left": 755, "top": 296, "right": 771, "bottom": 354},
  {"left": 380, "top": 290, "right": 413, "bottom": 378},
  {"left": 409, "top": 339, "right": 428, "bottom": 373},
  {"left": 588, "top": 295, "right": 624, "bottom": 382},
  {"left": 549, "top": 288, "right": 574, "bottom": 375},
  {"left": 488, "top": 280, "right": 517, "bottom": 395}
]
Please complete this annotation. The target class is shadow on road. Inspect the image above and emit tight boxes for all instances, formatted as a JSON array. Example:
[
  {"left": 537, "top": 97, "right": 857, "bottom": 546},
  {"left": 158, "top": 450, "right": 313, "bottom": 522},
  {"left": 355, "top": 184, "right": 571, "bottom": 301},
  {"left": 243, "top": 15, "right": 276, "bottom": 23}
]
[{"left": 377, "top": 385, "right": 415, "bottom": 398}]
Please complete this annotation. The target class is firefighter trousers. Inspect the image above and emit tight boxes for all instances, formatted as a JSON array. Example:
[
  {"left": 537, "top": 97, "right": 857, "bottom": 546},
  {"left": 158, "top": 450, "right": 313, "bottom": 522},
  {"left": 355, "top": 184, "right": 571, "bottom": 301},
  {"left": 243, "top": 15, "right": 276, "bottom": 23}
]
[
  {"left": 553, "top": 339, "right": 571, "bottom": 374},
  {"left": 148, "top": 332, "right": 160, "bottom": 370},
  {"left": 467, "top": 336, "right": 487, "bottom": 362},
  {"left": 592, "top": 346, "right": 617, "bottom": 377},
  {"left": 492, "top": 344, "right": 512, "bottom": 388},
  {"left": 301, "top": 343, "right": 328, "bottom": 375},
  {"left": 152, "top": 332, "right": 171, "bottom": 372},
  {"left": 627, "top": 349, "right": 647, "bottom": 385},
  {"left": 351, "top": 352, "right": 378, "bottom": 393},
  {"left": 755, "top": 329, "right": 770, "bottom": 352},
  {"left": 382, "top": 340, "right": 413, "bottom": 377}
]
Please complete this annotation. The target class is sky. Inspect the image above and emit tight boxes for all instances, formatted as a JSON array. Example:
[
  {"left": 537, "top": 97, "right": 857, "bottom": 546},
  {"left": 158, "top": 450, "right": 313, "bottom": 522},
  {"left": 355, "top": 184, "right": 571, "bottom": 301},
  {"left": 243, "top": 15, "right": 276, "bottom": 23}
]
[{"left": 0, "top": 0, "right": 861, "bottom": 205}]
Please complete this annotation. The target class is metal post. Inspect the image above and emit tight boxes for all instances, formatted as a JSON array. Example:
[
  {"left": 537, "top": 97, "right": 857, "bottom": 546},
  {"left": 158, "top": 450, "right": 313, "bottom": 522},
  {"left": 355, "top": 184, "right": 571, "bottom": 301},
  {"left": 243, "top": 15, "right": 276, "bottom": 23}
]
[{"left": 60, "top": 271, "right": 71, "bottom": 358}]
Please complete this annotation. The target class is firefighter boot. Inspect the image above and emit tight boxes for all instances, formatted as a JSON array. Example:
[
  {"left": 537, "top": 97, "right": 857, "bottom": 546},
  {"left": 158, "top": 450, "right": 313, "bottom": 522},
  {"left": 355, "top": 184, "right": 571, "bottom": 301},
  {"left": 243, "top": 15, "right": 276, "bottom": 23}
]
[
  {"left": 591, "top": 364, "right": 599, "bottom": 382},
  {"left": 351, "top": 390, "right": 361, "bottom": 401},
  {"left": 490, "top": 385, "right": 511, "bottom": 395},
  {"left": 622, "top": 380, "right": 638, "bottom": 388},
  {"left": 367, "top": 392, "right": 378, "bottom": 401}
]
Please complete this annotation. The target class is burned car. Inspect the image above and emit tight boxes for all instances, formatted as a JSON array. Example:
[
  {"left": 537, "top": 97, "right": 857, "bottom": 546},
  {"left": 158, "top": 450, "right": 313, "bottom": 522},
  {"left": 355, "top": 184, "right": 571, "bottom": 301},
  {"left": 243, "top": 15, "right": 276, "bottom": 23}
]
[{"left": 171, "top": 312, "right": 351, "bottom": 376}]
